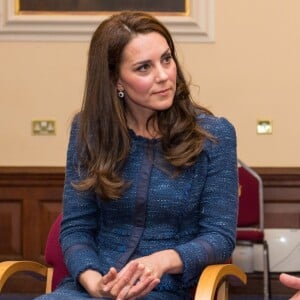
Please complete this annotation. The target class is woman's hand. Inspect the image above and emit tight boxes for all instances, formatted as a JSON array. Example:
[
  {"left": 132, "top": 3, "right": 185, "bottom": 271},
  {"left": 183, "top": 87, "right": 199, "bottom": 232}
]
[
  {"left": 109, "top": 261, "right": 160, "bottom": 300},
  {"left": 114, "top": 249, "right": 183, "bottom": 300},
  {"left": 79, "top": 262, "right": 157, "bottom": 299},
  {"left": 79, "top": 268, "right": 118, "bottom": 298},
  {"left": 79, "top": 249, "right": 183, "bottom": 299}
]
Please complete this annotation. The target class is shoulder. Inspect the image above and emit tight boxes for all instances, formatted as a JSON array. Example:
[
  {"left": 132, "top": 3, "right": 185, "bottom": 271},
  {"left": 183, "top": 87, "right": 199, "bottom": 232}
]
[
  {"left": 68, "top": 113, "right": 81, "bottom": 138},
  {"left": 71, "top": 113, "right": 80, "bottom": 128},
  {"left": 195, "top": 114, "right": 237, "bottom": 171},
  {"left": 196, "top": 113, "right": 236, "bottom": 140},
  {"left": 66, "top": 113, "right": 81, "bottom": 157}
]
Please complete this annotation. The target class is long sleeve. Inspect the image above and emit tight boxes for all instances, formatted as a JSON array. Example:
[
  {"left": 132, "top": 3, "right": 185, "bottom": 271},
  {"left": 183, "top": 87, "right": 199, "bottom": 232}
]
[
  {"left": 174, "top": 116, "right": 238, "bottom": 285},
  {"left": 60, "top": 117, "right": 102, "bottom": 281}
]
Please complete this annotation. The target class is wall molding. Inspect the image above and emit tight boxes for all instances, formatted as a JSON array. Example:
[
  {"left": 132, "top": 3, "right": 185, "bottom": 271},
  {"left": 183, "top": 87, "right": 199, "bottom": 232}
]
[
  {"left": 0, "top": 166, "right": 65, "bottom": 187},
  {"left": 0, "top": 0, "right": 214, "bottom": 42},
  {"left": 1, "top": 166, "right": 300, "bottom": 187}
]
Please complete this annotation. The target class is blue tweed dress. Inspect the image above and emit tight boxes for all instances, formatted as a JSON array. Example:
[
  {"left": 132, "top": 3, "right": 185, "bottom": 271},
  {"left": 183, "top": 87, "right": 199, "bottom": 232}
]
[{"left": 34, "top": 114, "right": 238, "bottom": 300}]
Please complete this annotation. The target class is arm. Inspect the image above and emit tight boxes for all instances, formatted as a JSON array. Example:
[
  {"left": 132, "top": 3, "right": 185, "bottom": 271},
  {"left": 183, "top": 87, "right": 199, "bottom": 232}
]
[
  {"left": 60, "top": 116, "right": 102, "bottom": 282},
  {"left": 174, "top": 117, "right": 238, "bottom": 284}
]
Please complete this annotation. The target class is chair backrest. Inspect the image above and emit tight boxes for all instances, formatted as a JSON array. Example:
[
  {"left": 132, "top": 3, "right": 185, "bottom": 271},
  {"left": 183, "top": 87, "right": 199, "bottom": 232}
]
[
  {"left": 236, "top": 161, "right": 270, "bottom": 300},
  {"left": 44, "top": 213, "right": 68, "bottom": 291},
  {"left": 237, "top": 159, "right": 264, "bottom": 229}
]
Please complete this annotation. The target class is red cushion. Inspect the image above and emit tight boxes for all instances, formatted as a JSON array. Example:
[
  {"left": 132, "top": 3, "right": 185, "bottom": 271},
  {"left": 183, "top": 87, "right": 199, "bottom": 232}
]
[
  {"left": 238, "top": 166, "right": 260, "bottom": 227},
  {"left": 236, "top": 230, "right": 264, "bottom": 242},
  {"left": 45, "top": 213, "right": 69, "bottom": 290}
]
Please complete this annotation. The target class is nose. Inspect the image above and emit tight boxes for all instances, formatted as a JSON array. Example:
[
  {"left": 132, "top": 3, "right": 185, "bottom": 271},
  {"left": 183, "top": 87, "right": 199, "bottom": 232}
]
[{"left": 155, "top": 65, "right": 168, "bottom": 82}]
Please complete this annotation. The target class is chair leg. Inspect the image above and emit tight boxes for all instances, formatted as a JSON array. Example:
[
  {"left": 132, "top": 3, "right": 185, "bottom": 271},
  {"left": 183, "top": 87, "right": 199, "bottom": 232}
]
[
  {"left": 216, "top": 281, "right": 229, "bottom": 300},
  {"left": 263, "top": 240, "right": 271, "bottom": 300}
]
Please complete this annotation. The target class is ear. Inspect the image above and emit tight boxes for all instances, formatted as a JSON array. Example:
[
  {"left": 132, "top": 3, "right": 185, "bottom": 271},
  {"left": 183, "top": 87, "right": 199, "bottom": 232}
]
[{"left": 116, "top": 81, "right": 124, "bottom": 91}]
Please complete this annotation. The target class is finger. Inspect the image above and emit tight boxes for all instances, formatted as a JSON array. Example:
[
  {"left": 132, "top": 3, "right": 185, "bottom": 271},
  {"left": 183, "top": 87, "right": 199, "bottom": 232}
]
[
  {"left": 128, "top": 263, "right": 145, "bottom": 285},
  {"left": 115, "top": 264, "right": 146, "bottom": 299},
  {"left": 110, "top": 261, "right": 140, "bottom": 296},
  {"left": 280, "top": 273, "right": 300, "bottom": 289},
  {"left": 101, "top": 268, "right": 119, "bottom": 294},
  {"left": 102, "top": 267, "right": 118, "bottom": 285},
  {"left": 127, "top": 277, "right": 160, "bottom": 299},
  {"left": 139, "top": 267, "right": 153, "bottom": 281},
  {"left": 118, "top": 261, "right": 140, "bottom": 277},
  {"left": 125, "top": 267, "right": 155, "bottom": 298},
  {"left": 290, "top": 291, "right": 300, "bottom": 300},
  {"left": 116, "top": 284, "right": 131, "bottom": 300},
  {"left": 125, "top": 266, "right": 159, "bottom": 298}
]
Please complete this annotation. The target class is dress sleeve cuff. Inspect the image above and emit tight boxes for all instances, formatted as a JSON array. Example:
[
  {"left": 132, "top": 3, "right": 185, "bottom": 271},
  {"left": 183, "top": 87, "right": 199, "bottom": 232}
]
[
  {"left": 174, "top": 240, "right": 215, "bottom": 285},
  {"left": 64, "top": 244, "right": 102, "bottom": 282}
]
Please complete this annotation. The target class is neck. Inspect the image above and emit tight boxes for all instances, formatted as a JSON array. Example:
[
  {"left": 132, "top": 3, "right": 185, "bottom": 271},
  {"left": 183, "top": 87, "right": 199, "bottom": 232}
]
[{"left": 125, "top": 111, "right": 159, "bottom": 139}]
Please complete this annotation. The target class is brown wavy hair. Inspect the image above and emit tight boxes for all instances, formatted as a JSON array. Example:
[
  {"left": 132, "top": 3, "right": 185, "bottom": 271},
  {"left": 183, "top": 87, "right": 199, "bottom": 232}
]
[{"left": 75, "top": 11, "right": 213, "bottom": 200}]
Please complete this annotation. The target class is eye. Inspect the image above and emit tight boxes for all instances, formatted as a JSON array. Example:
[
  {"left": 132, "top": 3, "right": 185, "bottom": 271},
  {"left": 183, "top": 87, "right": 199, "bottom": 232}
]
[
  {"left": 162, "top": 53, "right": 172, "bottom": 64},
  {"left": 136, "top": 63, "right": 151, "bottom": 73}
]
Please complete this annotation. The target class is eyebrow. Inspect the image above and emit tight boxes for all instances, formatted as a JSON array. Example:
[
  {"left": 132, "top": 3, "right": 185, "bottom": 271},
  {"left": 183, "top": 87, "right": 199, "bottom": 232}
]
[{"left": 132, "top": 48, "right": 171, "bottom": 67}]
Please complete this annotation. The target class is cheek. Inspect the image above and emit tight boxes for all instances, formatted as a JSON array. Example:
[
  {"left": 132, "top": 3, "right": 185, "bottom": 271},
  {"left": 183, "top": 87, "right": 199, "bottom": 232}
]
[
  {"left": 125, "top": 77, "right": 153, "bottom": 94},
  {"left": 170, "top": 65, "right": 177, "bottom": 83}
]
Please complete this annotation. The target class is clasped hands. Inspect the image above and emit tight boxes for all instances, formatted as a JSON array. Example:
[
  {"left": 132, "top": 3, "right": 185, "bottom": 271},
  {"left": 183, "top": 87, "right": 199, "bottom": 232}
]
[{"left": 79, "top": 256, "right": 163, "bottom": 300}]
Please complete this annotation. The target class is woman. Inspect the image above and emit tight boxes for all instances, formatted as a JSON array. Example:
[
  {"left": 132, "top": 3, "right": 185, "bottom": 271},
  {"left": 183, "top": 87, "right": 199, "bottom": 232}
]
[{"left": 35, "top": 11, "right": 238, "bottom": 300}]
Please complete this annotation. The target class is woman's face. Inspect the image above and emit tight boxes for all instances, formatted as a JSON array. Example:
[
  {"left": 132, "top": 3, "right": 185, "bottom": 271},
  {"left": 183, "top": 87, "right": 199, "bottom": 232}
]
[{"left": 117, "top": 32, "right": 177, "bottom": 119}]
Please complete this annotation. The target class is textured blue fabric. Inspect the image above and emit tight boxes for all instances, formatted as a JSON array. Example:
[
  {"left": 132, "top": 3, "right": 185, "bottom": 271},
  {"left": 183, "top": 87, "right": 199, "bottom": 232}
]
[{"left": 34, "top": 113, "right": 238, "bottom": 299}]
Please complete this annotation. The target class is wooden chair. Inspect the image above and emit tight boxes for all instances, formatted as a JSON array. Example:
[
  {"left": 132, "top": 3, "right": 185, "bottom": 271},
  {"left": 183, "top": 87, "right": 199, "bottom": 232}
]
[{"left": 0, "top": 213, "right": 246, "bottom": 299}]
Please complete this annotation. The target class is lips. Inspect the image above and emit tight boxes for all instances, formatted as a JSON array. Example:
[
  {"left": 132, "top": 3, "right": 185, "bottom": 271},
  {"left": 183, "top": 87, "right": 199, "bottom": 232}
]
[{"left": 153, "top": 88, "right": 171, "bottom": 95}]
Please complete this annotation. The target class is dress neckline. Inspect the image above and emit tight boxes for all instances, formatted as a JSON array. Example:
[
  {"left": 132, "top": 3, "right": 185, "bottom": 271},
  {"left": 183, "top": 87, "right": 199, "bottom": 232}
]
[{"left": 128, "top": 128, "right": 160, "bottom": 143}]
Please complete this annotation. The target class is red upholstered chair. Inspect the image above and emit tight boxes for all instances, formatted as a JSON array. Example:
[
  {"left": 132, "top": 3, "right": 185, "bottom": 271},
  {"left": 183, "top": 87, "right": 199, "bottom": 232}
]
[
  {"left": 237, "top": 159, "right": 270, "bottom": 300},
  {"left": 0, "top": 213, "right": 246, "bottom": 299},
  {"left": 0, "top": 213, "right": 68, "bottom": 293},
  {"left": 44, "top": 213, "right": 69, "bottom": 291}
]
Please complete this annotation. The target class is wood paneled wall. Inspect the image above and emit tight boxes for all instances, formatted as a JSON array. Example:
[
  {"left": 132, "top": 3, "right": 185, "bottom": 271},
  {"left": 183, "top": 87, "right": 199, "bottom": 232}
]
[
  {"left": 0, "top": 167, "right": 64, "bottom": 263},
  {"left": 256, "top": 167, "right": 300, "bottom": 228}
]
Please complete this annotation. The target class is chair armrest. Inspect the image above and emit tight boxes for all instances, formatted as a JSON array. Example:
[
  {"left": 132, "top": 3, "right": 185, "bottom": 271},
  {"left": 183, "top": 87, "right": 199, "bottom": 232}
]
[
  {"left": 0, "top": 261, "right": 53, "bottom": 293},
  {"left": 194, "top": 264, "right": 247, "bottom": 300}
]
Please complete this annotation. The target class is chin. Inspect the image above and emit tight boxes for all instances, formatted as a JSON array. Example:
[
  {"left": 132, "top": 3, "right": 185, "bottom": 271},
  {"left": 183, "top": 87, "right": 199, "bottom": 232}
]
[{"left": 157, "top": 100, "right": 174, "bottom": 111}]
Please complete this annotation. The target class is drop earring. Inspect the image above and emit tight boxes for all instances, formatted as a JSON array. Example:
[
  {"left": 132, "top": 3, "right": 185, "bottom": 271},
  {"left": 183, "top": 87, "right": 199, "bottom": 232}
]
[{"left": 118, "top": 90, "right": 125, "bottom": 98}]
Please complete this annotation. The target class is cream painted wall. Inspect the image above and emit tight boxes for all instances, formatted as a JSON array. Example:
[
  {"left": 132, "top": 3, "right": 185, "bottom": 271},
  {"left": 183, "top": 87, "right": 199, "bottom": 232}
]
[{"left": 1, "top": 1, "right": 300, "bottom": 167}]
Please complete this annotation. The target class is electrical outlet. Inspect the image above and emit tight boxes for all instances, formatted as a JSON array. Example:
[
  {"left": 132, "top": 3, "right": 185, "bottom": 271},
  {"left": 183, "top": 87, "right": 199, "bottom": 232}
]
[
  {"left": 256, "top": 120, "right": 272, "bottom": 135},
  {"left": 32, "top": 120, "right": 56, "bottom": 135}
]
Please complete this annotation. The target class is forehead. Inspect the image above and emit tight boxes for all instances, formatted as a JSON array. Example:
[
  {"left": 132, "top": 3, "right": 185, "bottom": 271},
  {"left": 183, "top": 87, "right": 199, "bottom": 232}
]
[{"left": 121, "top": 32, "right": 169, "bottom": 64}]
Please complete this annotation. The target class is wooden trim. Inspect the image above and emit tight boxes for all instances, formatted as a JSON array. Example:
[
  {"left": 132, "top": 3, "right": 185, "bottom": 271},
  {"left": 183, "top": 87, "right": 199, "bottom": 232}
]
[
  {"left": 1, "top": 165, "right": 300, "bottom": 188},
  {"left": 1, "top": 166, "right": 300, "bottom": 185},
  {"left": 0, "top": 167, "right": 65, "bottom": 187},
  {"left": 254, "top": 167, "right": 300, "bottom": 184}
]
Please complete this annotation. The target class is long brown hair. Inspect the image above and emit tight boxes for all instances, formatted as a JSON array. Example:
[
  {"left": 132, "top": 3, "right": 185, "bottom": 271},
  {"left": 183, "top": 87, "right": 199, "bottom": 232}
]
[{"left": 75, "top": 11, "right": 213, "bottom": 200}]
